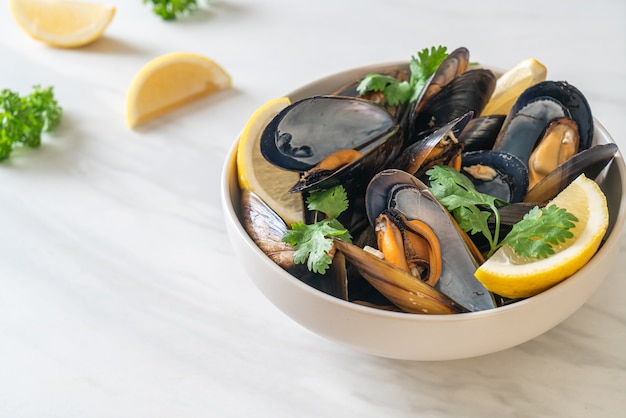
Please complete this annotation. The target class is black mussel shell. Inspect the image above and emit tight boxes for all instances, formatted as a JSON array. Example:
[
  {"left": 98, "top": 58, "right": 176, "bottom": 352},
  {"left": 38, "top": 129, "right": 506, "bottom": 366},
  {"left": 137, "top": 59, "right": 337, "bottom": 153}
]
[
  {"left": 363, "top": 169, "right": 496, "bottom": 312},
  {"left": 411, "top": 46, "right": 470, "bottom": 115},
  {"left": 392, "top": 111, "right": 473, "bottom": 178},
  {"left": 458, "top": 114, "right": 506, "bottom": 152},
  {"left": 261, "top": 96, "right": 397, "bottom": 171},
  {"left": 461, "top": 150, "right": 529, "bottom": 203},
  {"left": 408, "top": 68, "right": 496, "bottom": 144},
  {"left": 493, "top": 96, "right": 571, "bottom": 165},
  {"left": 507, "top": 80, "right": 594, "bottom": 151},
  {"left": 523, "top": 143, "right": 618, "bottom": 203},
  {"left": 260, "top": 95, "right": 403, "bottom": 193}
]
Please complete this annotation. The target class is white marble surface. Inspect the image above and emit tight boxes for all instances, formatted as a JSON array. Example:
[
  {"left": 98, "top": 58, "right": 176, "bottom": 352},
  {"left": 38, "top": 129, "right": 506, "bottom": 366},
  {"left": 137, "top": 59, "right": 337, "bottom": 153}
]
[{"left": 1, "top": 0, "right": 625, "bottom": 416}]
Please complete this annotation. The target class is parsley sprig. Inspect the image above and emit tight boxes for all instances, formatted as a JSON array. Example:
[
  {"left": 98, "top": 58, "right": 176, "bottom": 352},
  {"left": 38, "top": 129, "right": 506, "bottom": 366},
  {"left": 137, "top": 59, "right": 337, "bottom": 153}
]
[
  {"left": 427, "top": 165, "right": 578, "bottom": 259},
  {"left": 282, "top": 185, "right": 352, "bottom": 274},
  {"left": 1, "top": 86, "right": 62, "bottom": 161},
  {"left": 143, "top": 0, "right": 199, "bottom": 20},
  {"left": 356, "top": 46, "right": 449, "bottom": 106}
]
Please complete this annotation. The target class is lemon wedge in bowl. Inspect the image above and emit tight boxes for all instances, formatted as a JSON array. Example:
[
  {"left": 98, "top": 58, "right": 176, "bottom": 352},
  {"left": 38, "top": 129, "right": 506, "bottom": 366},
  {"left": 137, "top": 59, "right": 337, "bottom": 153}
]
[
  {"left": 481, "top": 58, "right": 547, "bottom": 116},
  {"left": 236, "top": 97, "right": 305, "bottom": 226},
  {"left": 9, "top": 0, "right": 116, "bottom": 48},
  {"left": 475, "top": 174, "right": 609, "bottom": 299},
  {"left": 125, "top": 52, "right": 231, "bottom": 128}
]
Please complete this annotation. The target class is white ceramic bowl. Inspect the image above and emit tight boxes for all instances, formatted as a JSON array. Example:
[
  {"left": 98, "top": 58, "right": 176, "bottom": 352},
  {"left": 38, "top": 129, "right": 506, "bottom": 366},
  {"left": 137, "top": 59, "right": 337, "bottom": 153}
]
[{"left": 221, "top": 63, "right": 626, "bottom": 361}]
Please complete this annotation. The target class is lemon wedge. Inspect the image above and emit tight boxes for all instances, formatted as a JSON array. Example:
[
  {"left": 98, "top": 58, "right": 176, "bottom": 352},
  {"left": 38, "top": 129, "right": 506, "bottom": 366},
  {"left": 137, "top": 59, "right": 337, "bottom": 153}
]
[
  {"left": 125, "top": 52, "right": 231, "bottom": 128},
  {"left": 481, "top": 58, "right": 547, "bottom": 116},
  {"left": 475, "top": 174, "right": 609, "bottom": 299},
  {"left": 236, "top": 97, "right": 305, "bottom": 226},
  {"left": 9, "top": 0, "right": 115, "bottom": 48}
]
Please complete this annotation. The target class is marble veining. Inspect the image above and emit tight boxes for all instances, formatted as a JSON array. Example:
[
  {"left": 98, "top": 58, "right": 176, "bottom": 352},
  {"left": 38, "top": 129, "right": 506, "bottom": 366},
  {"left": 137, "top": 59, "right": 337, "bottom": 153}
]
[{"left": 1, "top": 0, "right": 625, "bottom": 416}]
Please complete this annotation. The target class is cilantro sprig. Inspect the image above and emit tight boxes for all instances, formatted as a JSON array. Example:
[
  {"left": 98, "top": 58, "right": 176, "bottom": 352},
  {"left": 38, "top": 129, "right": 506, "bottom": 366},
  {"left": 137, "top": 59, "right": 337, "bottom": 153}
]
[
  {"left": 356, "top": 46, "right": 449, "bottom": 106},
  {"left": 1, "top": 86, "right": 62, "bottom": 161},
  {"left": 427, "top": 165, "right": 578, "bottom": 259},
  {"left": 282, "top": 185, "right": 352, "bottom": 274},
  {"left": 498, "top": 205, "right": 578, "bottom": 259}
]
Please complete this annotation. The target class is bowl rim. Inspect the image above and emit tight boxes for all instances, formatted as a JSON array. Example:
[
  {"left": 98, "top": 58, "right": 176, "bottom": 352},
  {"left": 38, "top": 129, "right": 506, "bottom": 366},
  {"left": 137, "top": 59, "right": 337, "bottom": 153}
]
[{"left": 221, "top": 60, "right": 626, "bottom": 323}]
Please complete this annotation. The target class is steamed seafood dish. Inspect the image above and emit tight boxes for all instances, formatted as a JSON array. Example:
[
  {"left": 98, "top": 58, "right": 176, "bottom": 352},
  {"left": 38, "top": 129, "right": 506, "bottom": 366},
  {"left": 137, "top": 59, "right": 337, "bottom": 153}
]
[{"left": 238, "top": 46, "right": 619, "bottom": 314}]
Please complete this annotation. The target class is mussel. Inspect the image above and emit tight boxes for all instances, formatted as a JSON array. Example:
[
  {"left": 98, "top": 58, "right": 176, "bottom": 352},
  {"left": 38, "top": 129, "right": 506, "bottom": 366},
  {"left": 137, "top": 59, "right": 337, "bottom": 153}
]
[
  {"left": 241, "top": 189, "right": 349, "bottom": 298},
  {"left": 408, "top": 68, "right": 496, "bottom": 144},
  {"left": 503, "top": 80, "right": 594, "bottom": 150},
  {"left": 392, "top": 112, "right": 472, "bottom": 179},
  {"left": 334, "top": 239, "right": 469, "bottom": 314},
  {"left": 260, "top": 96, "right": 403, "bottom": 193},
  {"left": 361, "top": 169, "right": 496, "bottom": 312},
  {"left": 461, "top": 150, "right": 529, "bottom": 203},
  {"left": 458, "top": 114, "right": 506, "bottom": 152}
]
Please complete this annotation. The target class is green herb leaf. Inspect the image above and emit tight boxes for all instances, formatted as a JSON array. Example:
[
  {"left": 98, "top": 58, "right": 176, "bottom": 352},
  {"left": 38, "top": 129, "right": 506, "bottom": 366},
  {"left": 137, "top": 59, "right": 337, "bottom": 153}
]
[
  {"left": 409, "top": 45, "right": 449, "bottom": 102},
  {"left": 356, "top": 45, "right": 449, "bottom": 106},
  {"left": 143, "top": 0, "right": 199, "bottom": 20},
  {"left": 427, "top": 165, "right": 502, "bottom": 251},
  {"left": 356, "top": 75, "right": 413, "bottom": 106},
  {"left": 427, "top": 164, "right": 579, "bottom": 259},
  {"left": 499, "top": 205, "right": 578, "bottom": 259},
  {"left": 282, "top": 185, "right": 352, "bottom": 274},
  {"left": 305, "top": 185, "right": 350, "bottom": 220},
  {"left": 0, "top": 85, "right": 62, "bottom": 161},
  {"left": 283, "top": 219, "right": 350, "bottom": 274}
]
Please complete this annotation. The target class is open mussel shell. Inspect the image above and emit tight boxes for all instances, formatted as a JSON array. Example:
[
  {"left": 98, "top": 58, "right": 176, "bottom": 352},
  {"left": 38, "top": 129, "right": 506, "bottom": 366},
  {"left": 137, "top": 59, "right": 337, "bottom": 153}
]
[
  {"left": 242, "top": 189, "right": 350, "bottom": 298},
  {"left": 506, "top": 80, "right": 594, "bottom": 151},
  {"left": 392, "top": 111, "right": 472, "bottom": 178},
  {"left": 333, "top": 239, "right": 469, "bottom": 314},
  {"left": 461, "top": 150, "right": 529, "bottom": 203},
  {"left": 260, "top": 95, "right": 403, "bottom": 193},
  {"left": 241, "top": 190, "right": 307, "bottom": 276},
  {"left": 408, "top": 68, "right": 496, "bottom": 144},
  {"left": 493, "top": 96, "right": 572, "bottom": 164},
  {"left": 523, "top": 143, "right": 618, "bottom": 203},
  {"left": 365, "top": 169, "right": 496, "bottom": 312},
  {"left": 458, "top": 114, "right": 506, "bottom": 152},
  {"left": 411, "top": 46, "right": 470, "bottom": 116}
]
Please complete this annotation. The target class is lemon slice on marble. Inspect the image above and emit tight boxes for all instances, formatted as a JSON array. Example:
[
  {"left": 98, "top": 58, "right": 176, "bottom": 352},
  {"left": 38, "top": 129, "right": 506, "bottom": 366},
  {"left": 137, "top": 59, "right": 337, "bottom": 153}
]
[
  {"left": 475, "top": 174, "right": 609, "bottom": 299},
  {"left": 236, "top": 97, "right": 305, "bottom": 226},
  {"left": 125, "top": 52, "right": 231, "bottom": 128},
  {"left": 9, "top": 0, "right": 116, "bottom": 48},
  {"left": 481, "top": 58, "right": 547, "bottom": 116}
]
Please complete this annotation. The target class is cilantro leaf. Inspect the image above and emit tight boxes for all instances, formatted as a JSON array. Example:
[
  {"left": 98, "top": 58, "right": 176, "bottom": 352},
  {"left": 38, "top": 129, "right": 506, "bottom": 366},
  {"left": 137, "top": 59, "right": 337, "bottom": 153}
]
[
  {"left": 356, "top": 75, "right": 413, "bottom": 106},
  {"left": 356, "top": 45, "right": 449, "bottom": 106},
  {"left": 427, "top": 165, "right": 502, "bottom": 251},
  {"left": 409, "top": 46, "right": 450, "bottom": 103},
  {"left": 283, "top": 219, "right": 350, "bottom": 274},
  {"left": 499, "top": 205, "right": 578, "bottom": 259},
  {"left": 306, "top": 185, "right": 349, "bottom": 220},
  {"left": 427, "top": 165, "right": 579, "bottom": 259},
  {"left": 282, "top": 185, "right": 352, "bottom": 274}
]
